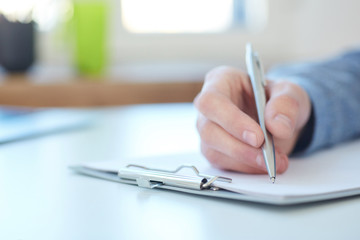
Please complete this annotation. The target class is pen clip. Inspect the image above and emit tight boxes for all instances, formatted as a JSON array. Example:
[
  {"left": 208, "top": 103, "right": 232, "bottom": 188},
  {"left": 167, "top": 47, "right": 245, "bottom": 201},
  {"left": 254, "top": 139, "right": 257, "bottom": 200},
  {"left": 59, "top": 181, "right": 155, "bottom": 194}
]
[
  {"left": 254, "top": 52, "right": 266, "bottom": 87},
  {"left": 118, "top": 164, "right": 232, "bottom": 191}
]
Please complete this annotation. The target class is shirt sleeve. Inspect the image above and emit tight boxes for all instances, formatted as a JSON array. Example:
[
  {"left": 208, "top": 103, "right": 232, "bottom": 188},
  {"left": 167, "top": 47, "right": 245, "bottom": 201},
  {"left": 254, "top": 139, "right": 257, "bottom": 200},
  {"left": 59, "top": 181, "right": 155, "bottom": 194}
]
[{"left": 267, "top": 49, "right": 360, "bottom": 155}]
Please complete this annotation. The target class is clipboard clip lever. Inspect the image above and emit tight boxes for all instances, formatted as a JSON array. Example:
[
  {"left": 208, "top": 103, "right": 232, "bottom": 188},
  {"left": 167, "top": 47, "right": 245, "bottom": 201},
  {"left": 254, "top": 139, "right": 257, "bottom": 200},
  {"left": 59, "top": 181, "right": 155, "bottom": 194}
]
[{"left": 118, "top": 164, "right": 232, "bottom": 191}]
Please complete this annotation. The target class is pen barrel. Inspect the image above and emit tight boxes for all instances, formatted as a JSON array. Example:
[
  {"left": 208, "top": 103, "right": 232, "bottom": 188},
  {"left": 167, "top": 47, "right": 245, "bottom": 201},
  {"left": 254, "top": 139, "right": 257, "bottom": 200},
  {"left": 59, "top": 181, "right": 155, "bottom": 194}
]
[
  {"left": 253, "top": 83, "right": 276, "bottom": 179},
  {"left": 262, "top": 134, "right": 276, "bottom": 179},
  {"left": 246, "top": 43, "right": 276, "bottom": 180}
]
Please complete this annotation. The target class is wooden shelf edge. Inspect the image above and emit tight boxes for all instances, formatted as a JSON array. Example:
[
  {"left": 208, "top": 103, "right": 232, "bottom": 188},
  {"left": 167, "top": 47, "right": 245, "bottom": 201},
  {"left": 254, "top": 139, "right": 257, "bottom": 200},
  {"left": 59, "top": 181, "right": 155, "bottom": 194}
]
[{"left": 0, "top": 81, "right": 204, "bottom": 107}]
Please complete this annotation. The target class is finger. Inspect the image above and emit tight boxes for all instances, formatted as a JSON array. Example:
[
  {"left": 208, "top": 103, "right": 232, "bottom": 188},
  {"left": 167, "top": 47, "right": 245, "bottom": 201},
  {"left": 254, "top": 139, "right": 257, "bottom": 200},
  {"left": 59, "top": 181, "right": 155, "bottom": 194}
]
[
  {"left": 197, "top": 113, "right": 261, "bottom": 168},
  {"left": 256, "top": 150, "right": 289, "bottom": 174},
  {"left": 202, "top": 66, "right": 253, "bottom": 100},
  {"left": 201, "top": 143, "right": 289, "bottom": 174},
  {"left": 194, "top": 91, "right": 263, "bottom": 148},
  {"left": 200, "top": 143, "right": 266, "bottom": 174},
  {"left": 265, "top": 81, "right": 311, "bottom": 140},
  {"left": 195, "top": 66, "right": 264, "bottom": 148},
  {"left": 197, "top": 112, "right": 289, "bottom": 173}
]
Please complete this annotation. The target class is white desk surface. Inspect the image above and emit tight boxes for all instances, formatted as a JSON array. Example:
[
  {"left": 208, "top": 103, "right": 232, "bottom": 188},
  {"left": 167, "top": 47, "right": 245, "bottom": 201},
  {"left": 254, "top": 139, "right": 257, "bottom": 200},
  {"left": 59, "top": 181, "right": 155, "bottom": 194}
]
[{"left": 1, "top": 103, "right": 359, "bottom": 240}]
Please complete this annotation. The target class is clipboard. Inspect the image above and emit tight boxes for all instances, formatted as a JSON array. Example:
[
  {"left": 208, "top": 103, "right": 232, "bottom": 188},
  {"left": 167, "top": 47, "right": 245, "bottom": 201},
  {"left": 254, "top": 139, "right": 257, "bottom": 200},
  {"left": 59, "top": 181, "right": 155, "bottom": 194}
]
[
  {"left": 70, "top": 164, "right": 295, "bottom": 205},
  {"left": 70, "top": 140, "right": 360, "bottom": 206}
]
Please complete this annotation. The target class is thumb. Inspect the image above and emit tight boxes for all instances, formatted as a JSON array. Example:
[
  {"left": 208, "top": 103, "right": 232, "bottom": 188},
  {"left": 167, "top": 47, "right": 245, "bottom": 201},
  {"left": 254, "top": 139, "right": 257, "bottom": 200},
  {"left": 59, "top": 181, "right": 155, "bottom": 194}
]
[{"left": 265, "top": 81, "right": 311, "bottom": 151}]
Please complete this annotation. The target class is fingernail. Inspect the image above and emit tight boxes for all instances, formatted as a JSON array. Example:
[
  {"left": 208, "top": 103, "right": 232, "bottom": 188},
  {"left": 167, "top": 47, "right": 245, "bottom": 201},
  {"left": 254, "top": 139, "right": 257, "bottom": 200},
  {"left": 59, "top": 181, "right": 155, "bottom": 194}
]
[
  {"left": 242, "top": 130, "right": 258, "bottom": 147},
  {"left": 274, "top": 114, "right": 292, "bottom": 130},
  {"left": 256, "top": 154, "right": 264, "bottom": 168},
  {"left": 277, "top": 153, "right": 288, "bottom": 173}
]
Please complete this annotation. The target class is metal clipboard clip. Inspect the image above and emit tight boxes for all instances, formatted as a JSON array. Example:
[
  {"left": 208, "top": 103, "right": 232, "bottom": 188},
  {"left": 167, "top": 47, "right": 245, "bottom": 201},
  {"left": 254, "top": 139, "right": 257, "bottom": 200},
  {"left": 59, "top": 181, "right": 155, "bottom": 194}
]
[{"left": 118, "top": 164, "right": 232, "bottom": 191}]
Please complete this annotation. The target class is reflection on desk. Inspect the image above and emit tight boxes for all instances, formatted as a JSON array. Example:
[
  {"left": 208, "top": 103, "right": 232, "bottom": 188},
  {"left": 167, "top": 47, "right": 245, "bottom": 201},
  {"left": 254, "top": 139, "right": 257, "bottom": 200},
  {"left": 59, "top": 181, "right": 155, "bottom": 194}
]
[
  {"left": 0, "top": 108, "right": 93, "bottom": 144},
  {"left": 0, "top": 103, "right": 359, "bottom": 240}
]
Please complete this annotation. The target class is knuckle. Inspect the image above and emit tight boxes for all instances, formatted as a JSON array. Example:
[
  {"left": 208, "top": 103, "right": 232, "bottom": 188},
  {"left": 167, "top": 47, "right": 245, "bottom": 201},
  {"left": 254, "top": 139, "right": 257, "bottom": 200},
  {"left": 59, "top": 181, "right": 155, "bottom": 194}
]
[
  {"left": 276, "top": 81, "right": 304, "bottom": 99},
  {"left": 194, "top": 91, "right": 216, "bottom": 114},
  {"left": 201, "top": 144, "right": 220, "bottom": 165},
  {"left": 205, "top": 65, "right": 234, "bottom": 81},
  {"left": 276, "top": 81, "right": 298, "bottom": 91},
  {"left": 205, "top": 66, "right": 245, "bottom": 85},
  {"left": 228, "top": 144, "right": 258, "bottom": 165},
  {"left": 227, "top": 143, "right": 241, "bottom": 158},
  {"left": 197, "top": 119, "right": 214, "bottom": 144},
  {"left": 274, "top": 94, "right": 300, "bottom": 115},
  {"left": 195, "top": 116, "right": 202, "bottom": 132}
]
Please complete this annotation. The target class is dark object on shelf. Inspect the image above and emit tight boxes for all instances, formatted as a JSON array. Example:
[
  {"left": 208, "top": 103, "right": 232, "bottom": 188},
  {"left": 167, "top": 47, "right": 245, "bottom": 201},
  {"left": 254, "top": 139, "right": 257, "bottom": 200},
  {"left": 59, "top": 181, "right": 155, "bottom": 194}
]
[{"left": 0, "top": 14, "right": 35, "bottom": 73}]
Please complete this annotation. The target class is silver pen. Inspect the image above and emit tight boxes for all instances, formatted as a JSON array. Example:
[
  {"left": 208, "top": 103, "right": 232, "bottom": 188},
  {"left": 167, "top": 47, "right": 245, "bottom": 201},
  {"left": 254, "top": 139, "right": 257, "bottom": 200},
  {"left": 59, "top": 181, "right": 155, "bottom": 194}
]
[{"left": 245, "top": 43, "right": 276, "bottom": 183}]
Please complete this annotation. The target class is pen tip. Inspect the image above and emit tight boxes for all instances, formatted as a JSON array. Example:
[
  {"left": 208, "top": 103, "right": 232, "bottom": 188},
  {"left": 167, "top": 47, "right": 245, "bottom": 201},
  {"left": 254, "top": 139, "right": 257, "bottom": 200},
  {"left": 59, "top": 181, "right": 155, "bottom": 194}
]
[{"left": 270, "top": 177, "right": 275, "bottom": 184}]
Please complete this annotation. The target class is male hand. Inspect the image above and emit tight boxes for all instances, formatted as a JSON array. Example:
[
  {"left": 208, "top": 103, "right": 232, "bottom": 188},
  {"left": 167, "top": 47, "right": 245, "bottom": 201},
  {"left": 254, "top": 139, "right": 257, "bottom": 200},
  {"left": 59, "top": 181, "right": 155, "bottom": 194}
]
[{"left": 194, "top": 66, "right": 311, "bottom": 174}]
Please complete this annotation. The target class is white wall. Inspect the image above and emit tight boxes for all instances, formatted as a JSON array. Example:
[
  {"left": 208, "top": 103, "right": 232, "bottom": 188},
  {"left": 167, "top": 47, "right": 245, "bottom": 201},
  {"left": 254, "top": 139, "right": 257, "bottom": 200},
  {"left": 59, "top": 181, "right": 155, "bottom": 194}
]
[
  {"left": 38, "top": 0, "right": 360, "bottom": 68},
  {"left": 289, "top": 0, "right": 360, "bottom": 59}
]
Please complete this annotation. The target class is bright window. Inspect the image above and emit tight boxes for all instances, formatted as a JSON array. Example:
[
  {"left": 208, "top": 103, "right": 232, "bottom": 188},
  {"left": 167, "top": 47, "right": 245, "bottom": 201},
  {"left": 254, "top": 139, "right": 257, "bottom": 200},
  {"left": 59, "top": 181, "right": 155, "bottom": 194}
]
[
  {"left": 121, "top": 0, "right": 246, "bottom": 33},
  {"left": 0, "top": 0, "right": 71, "bottom": 31}
]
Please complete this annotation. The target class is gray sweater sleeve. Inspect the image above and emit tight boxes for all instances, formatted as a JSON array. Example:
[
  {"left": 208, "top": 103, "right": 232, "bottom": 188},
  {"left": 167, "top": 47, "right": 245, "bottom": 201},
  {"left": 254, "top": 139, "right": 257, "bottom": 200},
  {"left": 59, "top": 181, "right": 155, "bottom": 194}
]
[{"left": 267, "top": 49, "right": 360, "bottom": 154}]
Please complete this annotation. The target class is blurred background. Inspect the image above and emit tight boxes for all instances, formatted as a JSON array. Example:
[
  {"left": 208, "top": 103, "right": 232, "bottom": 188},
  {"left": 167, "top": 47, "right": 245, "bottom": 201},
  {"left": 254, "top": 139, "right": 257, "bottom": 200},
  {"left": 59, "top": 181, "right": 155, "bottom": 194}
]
[{"left": 0, "top": 0, "right": 359, "bottom": 107}]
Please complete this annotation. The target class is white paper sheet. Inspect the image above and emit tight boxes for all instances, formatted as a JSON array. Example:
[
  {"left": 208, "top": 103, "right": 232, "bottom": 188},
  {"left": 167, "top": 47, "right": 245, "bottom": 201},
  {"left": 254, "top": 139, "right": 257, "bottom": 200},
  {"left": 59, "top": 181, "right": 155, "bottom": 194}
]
[{"left": 82, "top": 139, "right": 360, "bottom": 202}]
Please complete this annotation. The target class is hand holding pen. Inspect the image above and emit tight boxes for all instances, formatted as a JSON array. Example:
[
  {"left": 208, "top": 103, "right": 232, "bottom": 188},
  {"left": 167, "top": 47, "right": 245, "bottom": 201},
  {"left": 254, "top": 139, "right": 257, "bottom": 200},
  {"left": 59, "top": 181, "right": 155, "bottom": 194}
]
[{"left": 194, "top": 45, "right": 312, "bottom": 176}]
